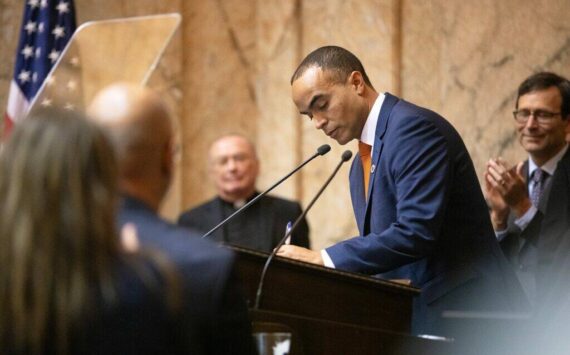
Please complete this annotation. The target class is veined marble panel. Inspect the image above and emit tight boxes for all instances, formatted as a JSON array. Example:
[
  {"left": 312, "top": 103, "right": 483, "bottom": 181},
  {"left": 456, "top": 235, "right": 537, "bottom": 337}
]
[
  {"left": 180, "top": 0, "right": 259, "bottom": 214},
  {"left": 255, "top": 0, "right": 300, "bottom": 200},
  {"left": 0, "top": 0, "right": 25, "bottom": 136},
  {"left": 402, "top": 0, "right": 570, "bottom": 186}
]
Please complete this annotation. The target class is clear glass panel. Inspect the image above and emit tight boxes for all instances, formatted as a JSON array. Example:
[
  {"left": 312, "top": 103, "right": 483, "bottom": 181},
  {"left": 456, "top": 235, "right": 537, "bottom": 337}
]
[{"left": 29, "top": 13, "right": 181, "bottom": 115}]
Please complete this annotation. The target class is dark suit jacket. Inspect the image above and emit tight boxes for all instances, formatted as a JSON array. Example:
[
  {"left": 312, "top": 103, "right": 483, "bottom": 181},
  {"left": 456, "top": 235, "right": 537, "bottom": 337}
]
[
  {"left": 326, "top": 93, "right": 528, "bottom": 335},
  {"left": 72, "top": 261, "right": 208, "bottom": 355},
  {"left": 112, "top": 195, "right": 256, "bottom": 355},
  {"left": 178, "top": 194, "right": 310, "bottom": 253},
  {"left": 500, "top": 148, "right": 570, "bottom": 303}
]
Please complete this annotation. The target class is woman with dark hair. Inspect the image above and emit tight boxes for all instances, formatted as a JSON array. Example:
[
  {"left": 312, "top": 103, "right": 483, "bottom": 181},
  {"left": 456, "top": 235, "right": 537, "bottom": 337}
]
[{"left": 0, "top": 109, "right": 182, "bottom": 354}]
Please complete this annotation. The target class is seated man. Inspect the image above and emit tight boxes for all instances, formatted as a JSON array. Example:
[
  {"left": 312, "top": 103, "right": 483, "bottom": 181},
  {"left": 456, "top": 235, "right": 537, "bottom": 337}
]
[
  {"left": 88, "top": 83, "right": 256, "bottom": 354},
  {"left": 178, "top": 134, "right": 310, "bottom": 253}
]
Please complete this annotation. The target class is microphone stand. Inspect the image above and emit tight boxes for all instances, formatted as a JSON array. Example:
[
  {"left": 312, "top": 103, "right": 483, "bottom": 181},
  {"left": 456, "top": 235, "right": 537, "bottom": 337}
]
[
  {"left": 253, "top": 150, "right": 353, "bottom": 310},
  {"left": 201, "top": 144, "right": 331, "bottom": 239}
]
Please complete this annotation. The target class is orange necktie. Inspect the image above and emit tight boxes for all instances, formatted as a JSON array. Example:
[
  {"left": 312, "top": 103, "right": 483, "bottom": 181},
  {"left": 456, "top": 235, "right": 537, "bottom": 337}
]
[{"left": 358, "top": 141, "right": 372, "bottom": 197}]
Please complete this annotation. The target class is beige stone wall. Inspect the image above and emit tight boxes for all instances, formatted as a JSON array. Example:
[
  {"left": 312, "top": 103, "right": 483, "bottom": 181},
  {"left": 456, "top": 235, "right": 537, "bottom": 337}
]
[
  {"left": 1, "top": 0, "right": 569, "bottom": 250},
  {"left": 401, "top": 0, "right": 570, "bottom": 187},
  {"left": 0, "top": 0, "right": 24, "bottom": 134}
]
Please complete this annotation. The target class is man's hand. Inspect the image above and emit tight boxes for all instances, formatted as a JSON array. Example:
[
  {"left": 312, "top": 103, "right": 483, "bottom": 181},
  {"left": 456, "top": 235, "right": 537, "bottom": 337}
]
[
  {"left": 484, "top": 164, "right": 510, "bottom": 230},
  {"left": 486, "top": 158, "right": 532, "bottom": 219},
  {"left": 276, "top": 245, "right": 324, "bottom": 266}
]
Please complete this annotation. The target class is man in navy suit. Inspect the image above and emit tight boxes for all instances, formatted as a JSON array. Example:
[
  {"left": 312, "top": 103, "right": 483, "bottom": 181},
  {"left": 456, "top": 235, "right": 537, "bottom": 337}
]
[
  {"left": 277, "top": 46, "right": 528, "bottom": 336},
  {"left": 88, "top": 83, "right": 256, "bottom": 354}
]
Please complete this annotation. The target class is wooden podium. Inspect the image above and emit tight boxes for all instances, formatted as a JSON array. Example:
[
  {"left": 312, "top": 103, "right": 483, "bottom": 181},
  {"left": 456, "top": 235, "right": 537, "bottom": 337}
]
[{"left": 229, "top": 245, "right": 453, "bottom": 354}]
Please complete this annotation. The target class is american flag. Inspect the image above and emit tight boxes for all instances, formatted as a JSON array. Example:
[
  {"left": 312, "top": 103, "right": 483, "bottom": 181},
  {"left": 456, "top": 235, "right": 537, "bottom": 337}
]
[{"left": 4, "top": 0, "right": 76, "bottom": 137}]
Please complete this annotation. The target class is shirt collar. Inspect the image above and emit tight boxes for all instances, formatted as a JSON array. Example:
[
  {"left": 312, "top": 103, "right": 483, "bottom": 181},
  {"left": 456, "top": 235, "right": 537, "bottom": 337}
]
[
  {"left": 359, "top": 92, "right": 385, "bottom": 149},
  {"left": 218, "top": 191, "right": 259, "bottom": 209},
  {"left": 528, "top": 144, "right": 569, "bottom": 177}
]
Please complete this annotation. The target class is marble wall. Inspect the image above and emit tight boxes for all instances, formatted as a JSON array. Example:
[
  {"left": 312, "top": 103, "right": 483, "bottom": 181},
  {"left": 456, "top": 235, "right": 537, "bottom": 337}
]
[
  {"left": 401, "top": 0, "right": 570, "bottom": 184},
  {"left": 1, "top": 0, "right": 569, "bottom": 250}
]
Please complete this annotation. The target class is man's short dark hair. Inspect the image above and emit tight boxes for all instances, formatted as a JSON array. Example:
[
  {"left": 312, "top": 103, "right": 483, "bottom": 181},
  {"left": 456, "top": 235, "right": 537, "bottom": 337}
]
[
  {"left": 516, "top": 72, "right": 570, "bottom": 119},
  {"left": 290, "top": 46, "right": 374, "bottom": 89}
]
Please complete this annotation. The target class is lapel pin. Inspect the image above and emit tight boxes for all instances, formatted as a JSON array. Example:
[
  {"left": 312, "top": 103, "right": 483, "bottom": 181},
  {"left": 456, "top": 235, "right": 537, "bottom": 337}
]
[{"left": 370, "top": 164, "right": 375, "bottom": 174}]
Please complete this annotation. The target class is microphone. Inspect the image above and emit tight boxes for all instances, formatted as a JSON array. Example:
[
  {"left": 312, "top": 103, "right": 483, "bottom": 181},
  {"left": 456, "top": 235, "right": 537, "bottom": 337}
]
[
  {"left": 201, "top": 144, "right": 331, "bottom": 239},
  {"left": 253, "top": 150, "right": 353, "bottom": 309}
]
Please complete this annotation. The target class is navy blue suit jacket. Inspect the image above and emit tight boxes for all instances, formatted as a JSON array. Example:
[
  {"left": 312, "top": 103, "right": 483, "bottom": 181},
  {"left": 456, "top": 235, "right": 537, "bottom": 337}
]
[
  {"left": 115, "top": 195, "right": 256, "bottom": 354},
  {"left": 326, "top": 93, "right": 528, "bottom": 335}
]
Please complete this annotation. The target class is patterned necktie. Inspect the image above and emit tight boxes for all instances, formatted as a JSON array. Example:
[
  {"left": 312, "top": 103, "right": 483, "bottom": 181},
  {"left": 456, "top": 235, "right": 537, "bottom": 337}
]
[
  {"left": 358, "top": 141, "right": 372, "bottom": 197},
  {"left": 530, "top": 168, "right": 548, "bottom": 207}
]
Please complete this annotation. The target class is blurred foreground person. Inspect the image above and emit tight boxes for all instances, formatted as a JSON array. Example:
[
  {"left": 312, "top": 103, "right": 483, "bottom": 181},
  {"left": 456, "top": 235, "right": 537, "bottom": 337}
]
[
  {"left": 88, "top": 83, "right": 256, "bottom": 354},
  {"left": 0, "top": 110, "right": 185, "bottom": 354}
]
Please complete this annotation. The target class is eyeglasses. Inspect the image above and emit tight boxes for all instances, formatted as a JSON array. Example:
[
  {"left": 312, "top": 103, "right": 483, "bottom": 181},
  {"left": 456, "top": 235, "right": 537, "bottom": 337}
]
[{"left": 513, "top": 109, "right": 561, "bottom": 124}]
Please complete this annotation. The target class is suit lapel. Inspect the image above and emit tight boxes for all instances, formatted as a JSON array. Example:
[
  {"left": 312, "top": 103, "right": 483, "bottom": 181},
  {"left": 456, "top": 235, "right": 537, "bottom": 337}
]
[
  {"left": 540, "top": 149, "right": 570, "bottom": 256},
  {"left": 349, "top": 155, "right": 366, "bottom": 234},
  {"left": 362, "top": 93, "right": 399, "bottom": 231}
]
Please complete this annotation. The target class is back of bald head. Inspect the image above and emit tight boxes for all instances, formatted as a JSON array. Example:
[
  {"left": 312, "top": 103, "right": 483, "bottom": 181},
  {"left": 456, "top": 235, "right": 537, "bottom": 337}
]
[{"left": 87, "top": 83, "right": 172, "bottom": 180}]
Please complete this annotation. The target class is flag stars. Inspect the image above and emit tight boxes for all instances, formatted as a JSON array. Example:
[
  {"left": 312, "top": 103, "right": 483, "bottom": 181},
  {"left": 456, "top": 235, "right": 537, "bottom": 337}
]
[
  {"left": 48, "top": 49, "right": 60, "bottom": 63},
  {"left": 40, "top": 0, "right": 48, "bottom": 8},
  {"left": 32, "top": 72, "right": 38, "bottom": 83},
  {"left": 35, "top": 48, "right": 41, "bottom": 58},
  {"left": 56, "top": 1, "right": 70, "bottom": 14},
  {"left": 28, "top": 0, "right": 40, "bottom": 9},
  {"left": 38, "top": 23, "right": 45, "bottom": 33},
  {"left": 24, "top": 21, "right": 37, "bottom": 34},
  {"left": 18, "top": 70, "right": 31, "bottom": 84},
  {"left": 69, "top": 56, "right": 80, "bottom": 67},
  {"left": 66, "top": 80, "right": 77, "bottom": 91},
  {"left": 52, "top": 26, "right": 65, "bottom": 39},
  {"left": 21, "top": 45, "right": 34, "bottom": 59}
]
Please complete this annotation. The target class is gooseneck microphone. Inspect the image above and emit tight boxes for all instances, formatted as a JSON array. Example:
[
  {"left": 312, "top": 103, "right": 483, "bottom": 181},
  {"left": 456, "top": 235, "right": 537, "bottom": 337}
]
[
  {"left": 253, "top": 150, "right": 353, "bottom": 310},
  {"left": 201, "top": 144, "right": 331, "bottom": 239}
]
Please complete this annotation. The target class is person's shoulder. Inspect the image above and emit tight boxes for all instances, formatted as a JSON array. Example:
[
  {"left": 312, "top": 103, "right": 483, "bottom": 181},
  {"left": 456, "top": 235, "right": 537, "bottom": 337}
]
[
  {"left": 392, "top": 97, "right": 445, "bottom": 122},
  {"left": 154, "top": 216, "right": 229, "bottom": 253},
  {"left": 121, "top": 202, "right": 231, "bottom": 261},
  {"left": 178, "top": 197, "right": 218, "bottom": 222},
  {"left": 388, "top": 97, "right": 463, "bottom": 145}
]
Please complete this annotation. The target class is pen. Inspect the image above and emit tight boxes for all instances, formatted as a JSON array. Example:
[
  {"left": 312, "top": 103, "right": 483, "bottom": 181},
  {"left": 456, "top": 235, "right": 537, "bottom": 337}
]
[{"left": 284, "top": 221, "right": 292, "bottom": 245}]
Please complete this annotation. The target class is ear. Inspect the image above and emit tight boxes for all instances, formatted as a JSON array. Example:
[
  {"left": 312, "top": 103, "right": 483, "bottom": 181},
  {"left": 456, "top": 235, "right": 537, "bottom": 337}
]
[{"left": 348, "top": 71, "right": 366, "bottom": 95}]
